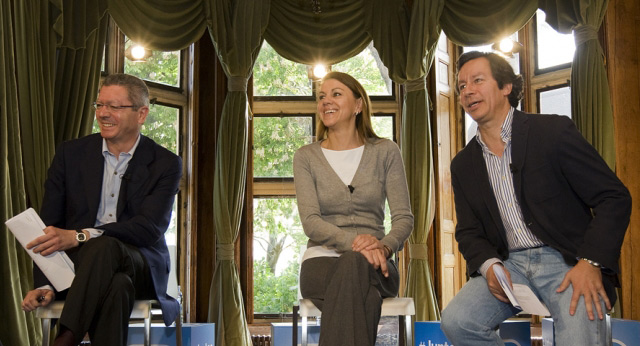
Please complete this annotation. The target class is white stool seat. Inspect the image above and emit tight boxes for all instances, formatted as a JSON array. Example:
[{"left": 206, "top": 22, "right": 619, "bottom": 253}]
[
  {"left": 296, "top": 297, "right": 415, "bottom": 346},
  {"left": 35, "top": 300, "right": 182, "bottom": 346}
]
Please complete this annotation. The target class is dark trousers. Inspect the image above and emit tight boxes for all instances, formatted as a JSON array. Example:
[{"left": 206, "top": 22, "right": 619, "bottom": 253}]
[
  {"left": 58, "top": 236, "right": 155, "bottom": 346},
  {"left": 300, "top": 251, "right": 399, "bottom": 346}
]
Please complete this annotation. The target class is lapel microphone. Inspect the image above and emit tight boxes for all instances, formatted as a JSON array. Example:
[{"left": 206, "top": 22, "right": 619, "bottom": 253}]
[{"left": 348, "top": 185, "right": 355, "bottom": 193}]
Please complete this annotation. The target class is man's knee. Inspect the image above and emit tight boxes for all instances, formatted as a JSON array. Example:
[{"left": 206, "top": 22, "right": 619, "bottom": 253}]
[
  {"left": 109, "top": 272, "right": 135, "bottom": 298},
  {"left": 440, "top": 305, "right": 462, "bottom": 335}
]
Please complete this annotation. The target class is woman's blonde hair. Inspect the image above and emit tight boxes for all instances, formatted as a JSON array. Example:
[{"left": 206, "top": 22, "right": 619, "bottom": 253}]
[{"left": 316, "top": 71, "right": 379, "bottom": 142}]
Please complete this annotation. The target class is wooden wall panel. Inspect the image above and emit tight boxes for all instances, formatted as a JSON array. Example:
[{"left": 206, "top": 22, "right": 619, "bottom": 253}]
[{"left": 605, "top": 0, "right": 640, "bottom": 320}]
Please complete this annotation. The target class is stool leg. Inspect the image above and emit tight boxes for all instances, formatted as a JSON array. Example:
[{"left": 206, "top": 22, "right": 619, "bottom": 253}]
[
  {"left": 144, "top": 313, "right": 151, "bottom": 346},
  {"left": 175, "top": 314, "right": 183, "bottom": 346},
  {"left": 301, "top": 316, "right": 308, "bottom": 346},
  {"left": 41, "top": 318, "right": 51, "bottom": 346}
]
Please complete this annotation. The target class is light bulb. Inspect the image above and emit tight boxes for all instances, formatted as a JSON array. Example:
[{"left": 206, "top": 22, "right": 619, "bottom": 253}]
[
  {"left": 313, "top": 64, "right": 328, "bottom": 79},
  {"left": 499, "top": 39, "right": 514, "bottom": 53},
  {"left": 131, "top": 45, "right": 147, "bottom": 60}
]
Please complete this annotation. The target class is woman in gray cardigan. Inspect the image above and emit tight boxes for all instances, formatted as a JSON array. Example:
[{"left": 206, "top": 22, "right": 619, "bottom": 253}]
[{"left": 294, "top": 72, "right": 414, "bottom": 346}]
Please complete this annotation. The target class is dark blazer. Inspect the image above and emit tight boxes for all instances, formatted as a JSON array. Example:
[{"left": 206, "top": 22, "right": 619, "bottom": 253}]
[
  {"left": 34, "top": 133, "right": 182, "bottom": 325},
  {"left": 451, "top": 110, "right": 631, "bottom": 300}
]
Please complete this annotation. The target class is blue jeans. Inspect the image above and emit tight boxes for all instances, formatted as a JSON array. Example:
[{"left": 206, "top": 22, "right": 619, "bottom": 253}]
[{"left": 441, "top": 246, "right": 608, "bottom": 345}]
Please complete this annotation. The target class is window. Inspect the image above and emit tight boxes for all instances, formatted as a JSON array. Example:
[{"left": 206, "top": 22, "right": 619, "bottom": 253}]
[
  {"left": 250, "top": 41, "right": 400, "bottom": 318},
  {"left": 534, "top": 10, "right": 576, "bottom": 72},
  {"left": 98, "top": 19, "right": 191, "bottom": 291},
  {"left": 529, "top": 9, "right": 574, "bottom": 115},
  {"left": 537, "top": 85, "right": 571, "bottom": 118}
]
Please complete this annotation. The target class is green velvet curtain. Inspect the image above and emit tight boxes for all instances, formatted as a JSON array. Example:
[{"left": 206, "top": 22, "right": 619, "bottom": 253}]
[
  {"left": 540, "top": 0, "right": 614, "bottom": 169},
  {"left": 1, "top": 0, "right": 40, "bottom": 344},
  {"left": 205, "top": 1, "right": 269, "bottom": 345},
  {"left": 395, "top": 0, "right": 443, "bottom": 322},
  {"left": 53, "top": 0, "right": 109, "bottom": 143}
]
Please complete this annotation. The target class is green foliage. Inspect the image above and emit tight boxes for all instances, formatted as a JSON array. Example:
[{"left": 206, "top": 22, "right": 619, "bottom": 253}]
[
  {"left": 253, "top": 42, "right": 311, "bottom": 96},
  {"left": 253, "top": 198, "right": 307, "bottom": 273},
  {"left": 125, "top": 41, "right": 180, "bottom": 86},
  {"left": 333, "top": 45, "right": 392, "bottom": 96},
  {"left": 253, "top": 116, "right": 312, "bottom": 177},
  {"left": 253, "top": 258, "right": 300, "bottom": 314}
]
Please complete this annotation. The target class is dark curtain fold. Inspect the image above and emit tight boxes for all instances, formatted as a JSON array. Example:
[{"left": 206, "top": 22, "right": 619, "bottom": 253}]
[
  {"left": 264, "top": 0, "right": 370, "bottom": 65},
  {"left": 440, "top": 0, "right": 537, "bottom": 46},
  {"left": 107, "top": 0, "right": 207, "bottom": 51},
  {"left": 53, "top": 8, "right": 109, "bottom": 143}
]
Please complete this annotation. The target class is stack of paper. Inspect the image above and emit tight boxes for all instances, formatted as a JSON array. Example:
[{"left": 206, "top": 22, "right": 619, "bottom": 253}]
[
  {"left": 493, "top": 265, "right": 550, "bottom": 316},
  {"left": 5, "top": 208, "right": 75, "bottom": 291}
]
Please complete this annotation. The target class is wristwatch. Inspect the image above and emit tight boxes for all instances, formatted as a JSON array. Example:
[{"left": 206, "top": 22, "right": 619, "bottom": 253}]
[{"left": 75, "top": 229, "right": 88, "bottom": 243}]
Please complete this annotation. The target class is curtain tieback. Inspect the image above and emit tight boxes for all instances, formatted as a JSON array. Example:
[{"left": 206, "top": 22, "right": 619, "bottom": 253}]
[
  {"left": 573, "top": 24, "right": 598, "bottom": 47},
  {"left": 228, "top": 76, "right": 248, "bottom": 92},
  {"left": 408, "top": 243, "right": 429, "bottom": 260},
  {"left": 404, "top": 78, "right": 426, "bottom": 93},
  {"left": 216, "top": 243, "right": 235, "bottom": 260}
]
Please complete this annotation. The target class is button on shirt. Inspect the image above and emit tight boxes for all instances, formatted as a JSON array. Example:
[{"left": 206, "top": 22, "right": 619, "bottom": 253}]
[
  {"left": 477, "top": 108, "right": 545, "bottom": 275},
  {"left": 86, "top": 136, "right": 141, "bottom": 238}
]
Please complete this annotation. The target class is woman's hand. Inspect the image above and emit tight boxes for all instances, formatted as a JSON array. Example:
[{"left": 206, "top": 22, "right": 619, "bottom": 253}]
[
  {"left": 352, "top": 235, "right": 390, "bottom": 277},
  {"left": 352, "top": 234, "right": 382, "bottom": 252},
  {"left": 359, "top": 248, "right": 389, "bottom": 277}
]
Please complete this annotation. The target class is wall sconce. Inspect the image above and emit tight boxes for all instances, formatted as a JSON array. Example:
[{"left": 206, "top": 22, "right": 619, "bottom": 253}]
[
  {"left": 307, "top": 64, "right": 330, "bottom": 81},
  {"left": 125, "top": 43, "right": 152, "bottom": 62},
  {"left": 492, "top": 38, "right": 523, "bottom": 56}
]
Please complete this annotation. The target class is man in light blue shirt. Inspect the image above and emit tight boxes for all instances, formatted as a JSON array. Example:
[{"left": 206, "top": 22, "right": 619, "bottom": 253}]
[{"left": 21, "top": 74, "right": 182, "bottom": 346}]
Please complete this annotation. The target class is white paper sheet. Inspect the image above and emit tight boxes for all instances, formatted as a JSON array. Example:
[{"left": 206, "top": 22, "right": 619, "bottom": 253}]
[
  {"left": 493, "top": 264, "right": 550, "bottom": 316},
  {"left": 5, "top": 208, "right": 75, "bottom": 291}
]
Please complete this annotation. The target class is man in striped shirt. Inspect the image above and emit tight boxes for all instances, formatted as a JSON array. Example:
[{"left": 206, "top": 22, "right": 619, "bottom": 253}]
[{"left": 441, "top": 51, "right": 631, "bottom": 345}]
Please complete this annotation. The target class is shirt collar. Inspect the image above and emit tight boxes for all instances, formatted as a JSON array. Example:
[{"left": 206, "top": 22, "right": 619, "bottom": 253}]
[
  {"left": 476, "top": 107, "right": 515, "bottom": 150},
  {"left": 102, "top": 135, "right": 142, "bottom": 157}
]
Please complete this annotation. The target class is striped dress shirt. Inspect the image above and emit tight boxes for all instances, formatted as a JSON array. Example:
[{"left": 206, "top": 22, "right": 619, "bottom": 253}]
[{"left": 477, "top": 107, "right": 545, "bottom": 252}]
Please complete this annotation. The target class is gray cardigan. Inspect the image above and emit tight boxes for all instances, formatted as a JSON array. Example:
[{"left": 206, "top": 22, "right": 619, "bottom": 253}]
[{"left": 293, "top": 138, "right": 414, "bottom": 253}]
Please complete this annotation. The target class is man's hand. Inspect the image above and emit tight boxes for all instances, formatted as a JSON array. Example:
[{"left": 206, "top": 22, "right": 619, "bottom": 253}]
[
  {"left": 486, "top": 263, "right": 512, "bottom": 303},
  {"left": 358, "top": 248, "right": 389, "bottom": 277},
  {"left": 22, "top": 289, "right": 55, "bottom": 312},
  {"left": 26, "top": 226, "right": 79, "bottom": 256},
  {"left": 557, "top": 260, "right": 610, "bottom": 320}
]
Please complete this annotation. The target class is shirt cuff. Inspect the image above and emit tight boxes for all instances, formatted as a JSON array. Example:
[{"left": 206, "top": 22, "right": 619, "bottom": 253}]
[
  {"left": 479, "top": 257, "right": 503, "bottom": 278},
  {"left": 83, "top": 228, "right": 104, "bottom": 239},
  {"left": 36, "top": 285, "right": 54, "bottom": 292}
]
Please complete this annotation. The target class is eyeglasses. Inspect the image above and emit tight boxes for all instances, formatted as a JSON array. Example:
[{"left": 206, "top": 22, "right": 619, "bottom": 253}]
[{"left": 92, "top": 102, "right": 136, "bottom": 111}]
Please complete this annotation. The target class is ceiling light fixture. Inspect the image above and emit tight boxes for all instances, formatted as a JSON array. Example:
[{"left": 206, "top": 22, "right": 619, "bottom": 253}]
[
  {"left": 125, "top": 43, "right": 152, "bottom": 62},
  {"left": 492, "top": 38, "right": 523, "bottom": 56}
]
